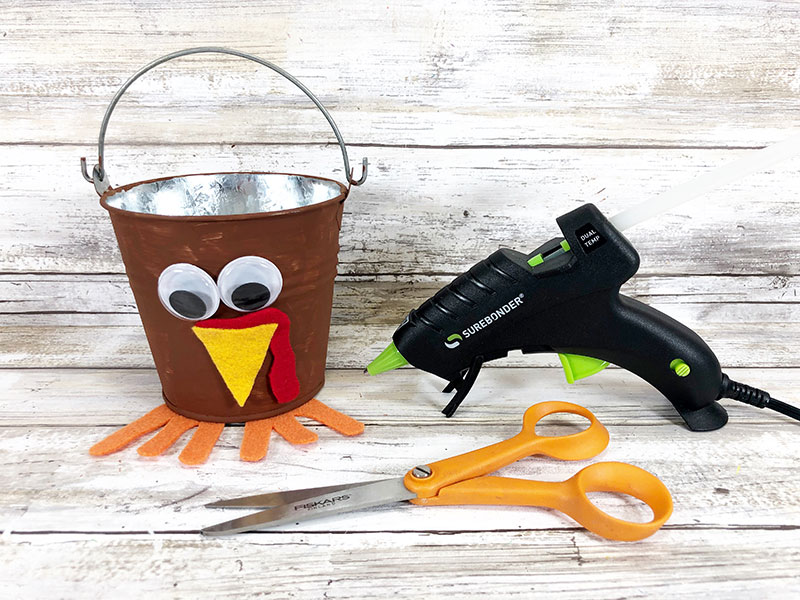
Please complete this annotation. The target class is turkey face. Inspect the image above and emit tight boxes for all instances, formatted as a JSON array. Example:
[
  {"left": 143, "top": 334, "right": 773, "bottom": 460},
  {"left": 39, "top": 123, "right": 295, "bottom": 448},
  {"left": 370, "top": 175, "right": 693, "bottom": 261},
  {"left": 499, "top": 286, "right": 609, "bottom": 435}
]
[{"left": 154, "top": 256, "right": 299, "bottom": 409}]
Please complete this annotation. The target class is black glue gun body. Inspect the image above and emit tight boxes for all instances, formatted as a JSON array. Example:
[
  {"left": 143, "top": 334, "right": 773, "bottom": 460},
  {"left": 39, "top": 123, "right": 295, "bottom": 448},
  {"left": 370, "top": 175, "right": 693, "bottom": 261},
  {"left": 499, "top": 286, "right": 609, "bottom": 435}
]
[{"left": 387, "top": 204, "right": 728, "bottom": 431}]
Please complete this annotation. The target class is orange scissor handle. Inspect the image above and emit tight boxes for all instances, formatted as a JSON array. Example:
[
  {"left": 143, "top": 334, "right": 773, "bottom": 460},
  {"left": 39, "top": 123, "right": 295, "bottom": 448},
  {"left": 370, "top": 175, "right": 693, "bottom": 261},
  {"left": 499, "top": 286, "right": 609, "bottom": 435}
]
[
  {"left": 412, "top": 462, "right": 673, "bottom": 541},
  {"left": 404, "top": 401, "right": 609, "bottom": 499}
]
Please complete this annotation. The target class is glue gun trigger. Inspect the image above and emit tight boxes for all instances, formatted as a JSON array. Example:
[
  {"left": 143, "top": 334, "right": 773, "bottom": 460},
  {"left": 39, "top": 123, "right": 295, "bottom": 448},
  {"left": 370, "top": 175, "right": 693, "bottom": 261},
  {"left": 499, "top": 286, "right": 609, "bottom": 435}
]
[{"left": 441, "top": 355, "right": 485, "bottom": 417}]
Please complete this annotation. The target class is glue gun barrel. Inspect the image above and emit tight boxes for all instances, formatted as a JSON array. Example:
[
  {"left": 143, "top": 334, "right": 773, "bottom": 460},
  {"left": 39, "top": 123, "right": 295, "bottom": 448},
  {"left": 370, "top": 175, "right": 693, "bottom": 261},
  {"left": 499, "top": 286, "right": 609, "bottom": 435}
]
[{"left": 366, "top": 341, "right": 409, "bottom": 375}]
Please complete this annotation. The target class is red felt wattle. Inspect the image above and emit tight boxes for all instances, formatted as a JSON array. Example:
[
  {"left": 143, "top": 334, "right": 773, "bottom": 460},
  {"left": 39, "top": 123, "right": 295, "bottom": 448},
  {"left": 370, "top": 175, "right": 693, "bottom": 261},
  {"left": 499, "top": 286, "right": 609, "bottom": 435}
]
[{"left": 267, "top": 312, "right": 300, "bottom": 403}]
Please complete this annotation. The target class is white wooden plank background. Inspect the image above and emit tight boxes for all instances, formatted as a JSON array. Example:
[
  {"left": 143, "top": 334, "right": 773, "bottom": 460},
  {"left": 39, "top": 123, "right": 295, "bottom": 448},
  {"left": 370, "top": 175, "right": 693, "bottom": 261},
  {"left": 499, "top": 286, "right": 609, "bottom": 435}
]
[{"left": 1, "top": 1, "right": 800, "bottom": 598}]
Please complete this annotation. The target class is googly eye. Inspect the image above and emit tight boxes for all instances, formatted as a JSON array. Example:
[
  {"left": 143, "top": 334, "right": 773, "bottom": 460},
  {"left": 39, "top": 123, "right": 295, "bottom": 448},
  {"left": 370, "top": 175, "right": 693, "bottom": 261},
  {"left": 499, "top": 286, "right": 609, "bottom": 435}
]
[
  {"left": 157, "top": 263, "right": 220, "bottom": 321},
  {"left": 217, "top": 256, "right": 283, "bottom": 312}
]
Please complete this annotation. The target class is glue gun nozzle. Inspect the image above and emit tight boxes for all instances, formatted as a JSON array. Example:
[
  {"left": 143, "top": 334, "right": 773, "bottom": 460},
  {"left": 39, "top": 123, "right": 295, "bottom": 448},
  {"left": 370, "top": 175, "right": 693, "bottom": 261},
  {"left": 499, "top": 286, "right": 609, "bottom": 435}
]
[{"left": 366, "top": 341, "right": 409, "bottom": 375}]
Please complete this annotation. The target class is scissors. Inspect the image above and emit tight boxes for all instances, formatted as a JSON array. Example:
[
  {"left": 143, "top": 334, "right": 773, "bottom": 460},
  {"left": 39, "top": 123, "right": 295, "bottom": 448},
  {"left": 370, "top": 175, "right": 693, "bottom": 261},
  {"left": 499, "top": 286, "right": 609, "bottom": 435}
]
[{"left": 202, "top": 401, "right": 673, "bottom": 541}]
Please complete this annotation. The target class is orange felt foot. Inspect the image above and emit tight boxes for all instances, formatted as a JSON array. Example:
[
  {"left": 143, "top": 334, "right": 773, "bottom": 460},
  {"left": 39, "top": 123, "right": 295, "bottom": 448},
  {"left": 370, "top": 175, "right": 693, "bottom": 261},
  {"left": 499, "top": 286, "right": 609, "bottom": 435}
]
[
  {"left": 294, "top": 398, "right": 365, "bottom": 437},
  {"left": 90, "top": 399, "right": 363, "bottom": 464},
  {"left": 272, "top": 412, "right": 319, "bottom": 445},
  {"left": 90, "top": 405, "right": 222, "bottom": 465},
  {"left": 241, "top": 419, "right": 274, "bottom": 462},
  {"left": 239, "top": 399, "right": 364, "bottom": 462},
  {"left": 89, "top": 405, "right": 173, "bottom": 456},
  {"left": 138, "top": 413, "right": 199, "bottom": 457},
  {"left": 179, "top": 422, "right": 225, "bottom": 465}
]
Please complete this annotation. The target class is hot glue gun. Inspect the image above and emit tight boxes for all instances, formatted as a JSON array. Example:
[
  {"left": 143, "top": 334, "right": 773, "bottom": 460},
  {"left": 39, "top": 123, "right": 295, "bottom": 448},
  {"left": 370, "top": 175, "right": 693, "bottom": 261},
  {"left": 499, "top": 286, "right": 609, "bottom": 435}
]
[{"left": 367, "top": 138, "right": 800, "bottom": 431}]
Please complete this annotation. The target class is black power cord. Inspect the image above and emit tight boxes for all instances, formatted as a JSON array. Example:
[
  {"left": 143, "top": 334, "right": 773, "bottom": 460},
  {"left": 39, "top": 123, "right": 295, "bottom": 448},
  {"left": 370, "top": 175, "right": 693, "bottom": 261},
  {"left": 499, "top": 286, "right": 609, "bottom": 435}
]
[{"left": 720, "top": 373, "right": 800, "bottom": 422}]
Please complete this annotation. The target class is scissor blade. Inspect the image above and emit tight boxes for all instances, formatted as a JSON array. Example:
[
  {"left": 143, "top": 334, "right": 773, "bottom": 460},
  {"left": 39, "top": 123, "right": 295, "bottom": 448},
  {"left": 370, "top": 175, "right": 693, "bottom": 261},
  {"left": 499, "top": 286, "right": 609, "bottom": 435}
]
[
  {"left": 205, "top": 478, "right": 396, "bottom": 509},
  {"left": 201, "top": 477, "right": 415, "bottom": 536}
]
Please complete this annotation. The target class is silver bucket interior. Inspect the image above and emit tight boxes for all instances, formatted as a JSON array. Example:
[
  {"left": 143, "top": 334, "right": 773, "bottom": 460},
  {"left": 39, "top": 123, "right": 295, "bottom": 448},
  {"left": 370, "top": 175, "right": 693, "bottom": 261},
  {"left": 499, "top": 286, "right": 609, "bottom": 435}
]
[{"left": 104, "top": 173, "right": 344, "bottom": 217}]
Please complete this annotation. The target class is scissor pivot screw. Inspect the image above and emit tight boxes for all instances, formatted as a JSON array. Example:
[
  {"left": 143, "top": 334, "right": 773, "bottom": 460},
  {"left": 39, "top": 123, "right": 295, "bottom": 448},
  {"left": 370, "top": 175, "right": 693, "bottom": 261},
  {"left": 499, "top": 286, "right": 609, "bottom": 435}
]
[{"left": 411, "top": 465, "right": 432, "bottom": 478}]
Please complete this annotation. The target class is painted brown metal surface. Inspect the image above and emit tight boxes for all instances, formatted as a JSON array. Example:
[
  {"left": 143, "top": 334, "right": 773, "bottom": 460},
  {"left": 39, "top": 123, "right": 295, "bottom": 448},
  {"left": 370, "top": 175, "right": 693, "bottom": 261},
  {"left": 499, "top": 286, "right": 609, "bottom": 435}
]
[{"left": 102, "top": 171, "right": 348, "bottom": 422}]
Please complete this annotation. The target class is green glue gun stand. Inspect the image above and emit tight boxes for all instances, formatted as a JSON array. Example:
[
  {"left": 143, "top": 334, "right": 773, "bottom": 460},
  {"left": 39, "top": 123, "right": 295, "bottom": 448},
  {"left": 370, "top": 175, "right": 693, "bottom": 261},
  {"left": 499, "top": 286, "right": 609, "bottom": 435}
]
[{"left": 367, "top": 136, "right": 800, "bottom": 431}]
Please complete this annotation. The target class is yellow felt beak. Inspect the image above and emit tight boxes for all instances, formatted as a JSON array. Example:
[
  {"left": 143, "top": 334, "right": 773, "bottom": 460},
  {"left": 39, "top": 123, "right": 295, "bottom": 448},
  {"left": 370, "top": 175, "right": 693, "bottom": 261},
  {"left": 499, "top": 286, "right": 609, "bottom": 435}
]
[{"left": 192, "top": 323, "right": 279, "bottom": 407}]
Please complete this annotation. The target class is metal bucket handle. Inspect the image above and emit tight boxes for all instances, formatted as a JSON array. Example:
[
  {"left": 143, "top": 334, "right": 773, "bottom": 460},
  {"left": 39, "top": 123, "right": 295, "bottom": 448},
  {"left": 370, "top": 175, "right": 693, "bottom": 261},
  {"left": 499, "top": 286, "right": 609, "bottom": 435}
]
[{"left": 80, "top": 46, "right": 368, "bottom": 196}]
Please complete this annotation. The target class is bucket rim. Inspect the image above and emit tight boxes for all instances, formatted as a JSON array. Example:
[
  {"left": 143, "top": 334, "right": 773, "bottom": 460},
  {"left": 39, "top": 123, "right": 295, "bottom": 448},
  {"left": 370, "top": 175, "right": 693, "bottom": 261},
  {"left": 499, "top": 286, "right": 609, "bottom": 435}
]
[{"left": 99, "top": 170, "right": 349, "bottom": 221}]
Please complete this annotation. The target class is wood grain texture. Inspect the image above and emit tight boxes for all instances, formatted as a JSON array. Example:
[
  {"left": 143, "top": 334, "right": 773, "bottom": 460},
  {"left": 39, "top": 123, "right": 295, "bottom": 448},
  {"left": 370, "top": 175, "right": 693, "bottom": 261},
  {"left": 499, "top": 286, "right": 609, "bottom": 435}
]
[
  {"left": 1, "top": 368, "right": 799, "bottom": 533},
  {"left": 2, "top": 1, "right": 800, "bottom": 146},
  {"left": 1, "top": 368, "right": 799, "bottom": 597},
  {"left": 1, "top": 277, "right": 798, "bottom": 368},
  {"left": 2, "top": 530, "right": 798, "bottom": 600},
  {"left": 3, "top": 273, "right": 799, "bottom": 316},
  {"left": 4, "top": 366, "right": 795, "bottom": 427},
  {"left": 2, "top": 0, "right": 800, "bottom": 596},
  {"left": 0, "top": 305, "right": 797, "bottom": 369},
  {"left": 3, "top": 145, "right": 800, "bottom": 276}
]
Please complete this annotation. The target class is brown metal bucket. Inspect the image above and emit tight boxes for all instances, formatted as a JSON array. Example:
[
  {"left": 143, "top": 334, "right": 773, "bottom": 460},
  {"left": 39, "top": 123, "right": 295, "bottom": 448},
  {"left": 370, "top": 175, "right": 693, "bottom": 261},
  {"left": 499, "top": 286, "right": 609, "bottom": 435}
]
[{"left": 81, "top": 48, "right": 368, "bottom": 422}]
